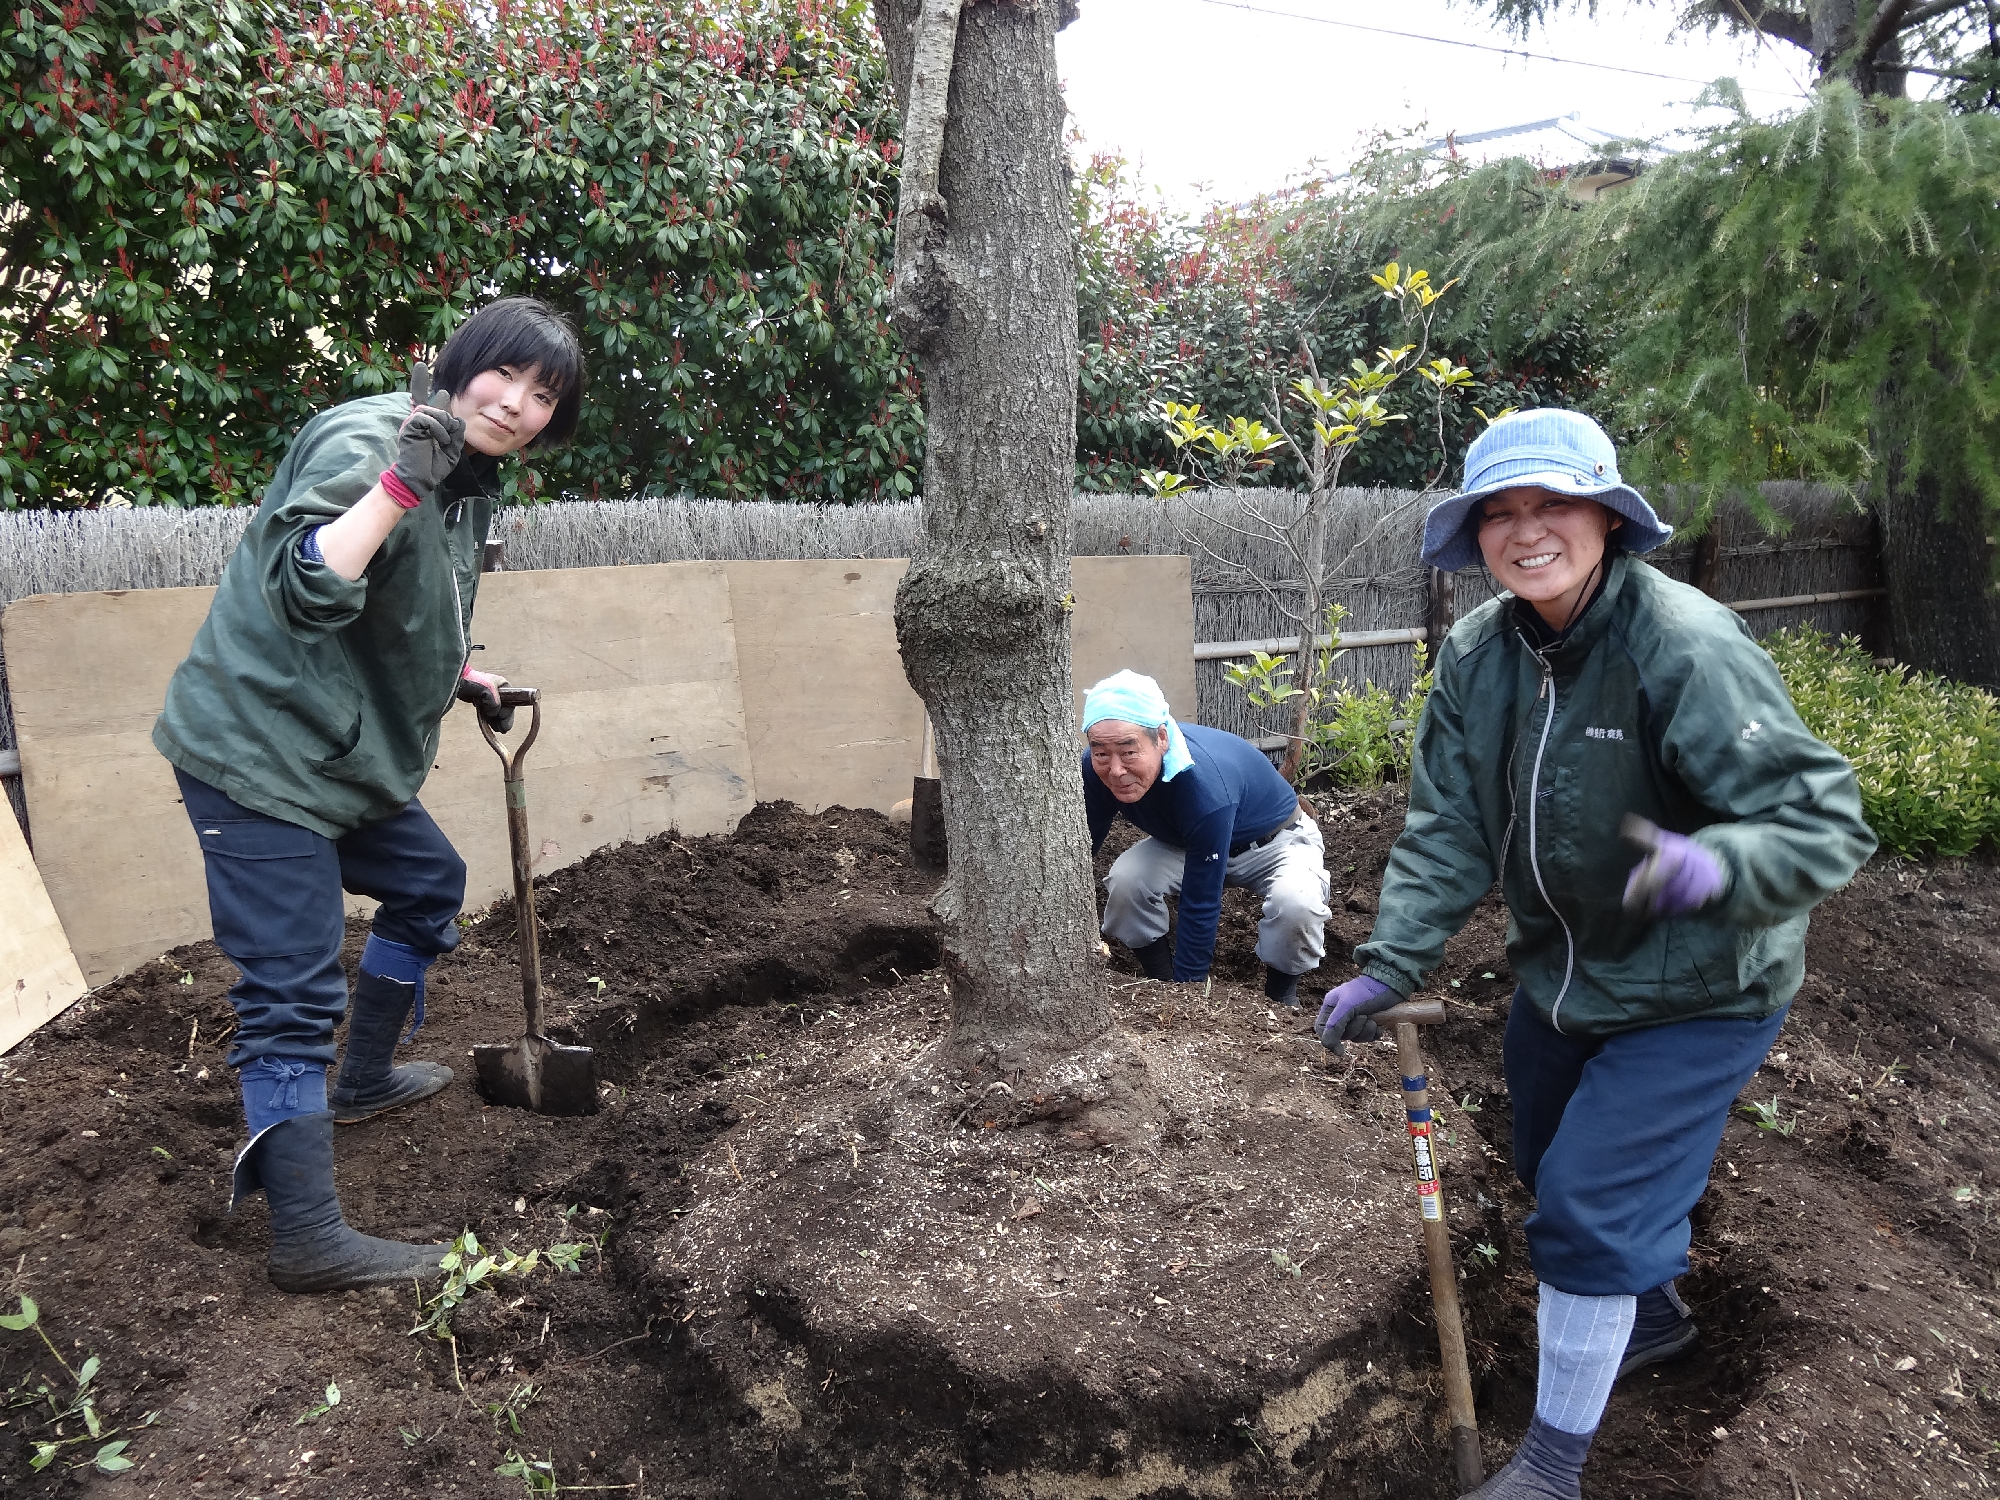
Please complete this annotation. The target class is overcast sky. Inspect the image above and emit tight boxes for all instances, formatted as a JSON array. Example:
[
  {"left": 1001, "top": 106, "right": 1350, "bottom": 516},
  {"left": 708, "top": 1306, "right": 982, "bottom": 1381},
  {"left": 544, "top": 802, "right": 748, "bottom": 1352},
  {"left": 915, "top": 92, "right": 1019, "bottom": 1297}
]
[{"left": 1056, "top": 0, "right": 1821, "bottom": 211}]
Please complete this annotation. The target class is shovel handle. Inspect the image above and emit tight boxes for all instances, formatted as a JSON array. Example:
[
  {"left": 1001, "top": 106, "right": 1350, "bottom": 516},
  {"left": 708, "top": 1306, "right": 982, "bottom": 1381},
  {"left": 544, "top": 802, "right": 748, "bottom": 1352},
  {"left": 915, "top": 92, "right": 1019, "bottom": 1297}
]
[
  {"left": 480, "top": 687, "right": 546, "bottom": 1041},
  {"left": 479, "top": 686, "right": 543, "bottom": 775}
]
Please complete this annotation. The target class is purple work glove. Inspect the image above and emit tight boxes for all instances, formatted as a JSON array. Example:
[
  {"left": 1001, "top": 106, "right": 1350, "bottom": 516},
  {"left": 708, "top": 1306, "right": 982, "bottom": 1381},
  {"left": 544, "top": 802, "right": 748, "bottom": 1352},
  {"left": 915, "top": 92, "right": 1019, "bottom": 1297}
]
[
  {"left": 1621, "top": 816, "right": 1728, "bottom": 918},
  {"left": 1315, "top": 974, "right": 1397, "bottom": 1055}
]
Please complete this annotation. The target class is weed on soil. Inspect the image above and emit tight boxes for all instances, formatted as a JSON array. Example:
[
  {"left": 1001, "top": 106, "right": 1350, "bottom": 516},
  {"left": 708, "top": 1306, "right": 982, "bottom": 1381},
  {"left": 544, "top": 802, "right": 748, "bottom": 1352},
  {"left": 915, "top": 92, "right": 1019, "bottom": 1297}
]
[{"left": 1, "top": 796, "right": 1996, "bottom": 1497}]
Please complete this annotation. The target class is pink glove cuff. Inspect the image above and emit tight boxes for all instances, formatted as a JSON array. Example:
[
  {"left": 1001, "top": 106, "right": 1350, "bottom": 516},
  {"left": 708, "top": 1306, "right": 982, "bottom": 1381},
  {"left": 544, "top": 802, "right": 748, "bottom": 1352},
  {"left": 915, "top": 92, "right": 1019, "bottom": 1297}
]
[{"left": 379, "top": 468, "right": 423, "bottom": 510}]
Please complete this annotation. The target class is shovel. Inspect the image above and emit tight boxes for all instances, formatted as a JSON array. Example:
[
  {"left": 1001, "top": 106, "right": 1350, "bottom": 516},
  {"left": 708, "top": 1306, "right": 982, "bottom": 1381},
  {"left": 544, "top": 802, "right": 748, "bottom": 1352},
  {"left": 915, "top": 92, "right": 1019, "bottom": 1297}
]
[{"left": 471, "top": 686, "right": 600, "bottom": 1116}]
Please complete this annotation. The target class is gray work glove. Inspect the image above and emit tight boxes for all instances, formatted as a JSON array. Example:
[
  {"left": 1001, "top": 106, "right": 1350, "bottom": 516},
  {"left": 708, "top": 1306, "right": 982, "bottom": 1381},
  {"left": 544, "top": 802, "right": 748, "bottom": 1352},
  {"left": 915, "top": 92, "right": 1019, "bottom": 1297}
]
[{"left": 386, "top": 364, "right": 465, "bottom": 505}]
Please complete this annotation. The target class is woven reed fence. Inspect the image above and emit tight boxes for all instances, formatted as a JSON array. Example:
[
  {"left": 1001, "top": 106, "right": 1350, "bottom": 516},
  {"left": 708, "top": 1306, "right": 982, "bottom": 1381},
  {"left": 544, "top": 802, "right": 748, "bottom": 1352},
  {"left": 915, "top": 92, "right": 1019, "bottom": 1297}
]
[{"left": 0, "top": 484, "right": 1881, "bottom": 813}]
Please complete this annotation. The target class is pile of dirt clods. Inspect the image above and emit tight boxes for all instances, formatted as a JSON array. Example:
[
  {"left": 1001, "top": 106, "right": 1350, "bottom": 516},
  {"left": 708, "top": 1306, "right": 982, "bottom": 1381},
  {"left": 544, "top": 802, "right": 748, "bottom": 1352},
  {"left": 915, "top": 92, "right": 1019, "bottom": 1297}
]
[{"left": 1, "top": 793, "right": 1996, "bottom": 1499}]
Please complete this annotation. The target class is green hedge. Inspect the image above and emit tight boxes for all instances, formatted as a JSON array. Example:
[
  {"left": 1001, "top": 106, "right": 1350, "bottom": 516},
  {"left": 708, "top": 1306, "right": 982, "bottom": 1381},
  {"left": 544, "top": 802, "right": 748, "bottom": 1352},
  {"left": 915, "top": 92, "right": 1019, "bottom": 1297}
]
[
  {"left": 0, "top": 0, "right": 921, "bottom": 507},
  {"left": 1767, "top": 627, "right": 2000, "bottom": 857}
]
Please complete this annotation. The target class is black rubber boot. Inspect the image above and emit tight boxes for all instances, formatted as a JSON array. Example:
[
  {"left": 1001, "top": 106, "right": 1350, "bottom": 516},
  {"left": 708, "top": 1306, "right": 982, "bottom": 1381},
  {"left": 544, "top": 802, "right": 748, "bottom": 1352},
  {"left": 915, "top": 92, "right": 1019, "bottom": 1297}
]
[
  {"left": 1263, "top": 965, "right": 1303, "bottom": 1009},
  {"left": 1131, "top": 935, "right": 1175, "bottom": 982},
  {"left": 1618, "top": 1281, "right": 1699, "bottom": 1378},
  {"left": 248, "top": 1112, "right": 447, "bottom": 1294},
  {"left": 331, "top": 970, "right": 453, "bottom": 1125}
]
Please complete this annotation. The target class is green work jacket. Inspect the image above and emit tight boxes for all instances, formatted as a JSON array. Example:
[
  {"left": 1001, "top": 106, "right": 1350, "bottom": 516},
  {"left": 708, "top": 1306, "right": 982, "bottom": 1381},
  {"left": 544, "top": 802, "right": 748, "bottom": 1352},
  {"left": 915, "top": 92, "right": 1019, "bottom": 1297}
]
[
  {"left": 1356, "top": 553, "right": 1876, "bottom": 1036},
  {"left": 154, "top": 394, "right": 497, "bottom": 838}
]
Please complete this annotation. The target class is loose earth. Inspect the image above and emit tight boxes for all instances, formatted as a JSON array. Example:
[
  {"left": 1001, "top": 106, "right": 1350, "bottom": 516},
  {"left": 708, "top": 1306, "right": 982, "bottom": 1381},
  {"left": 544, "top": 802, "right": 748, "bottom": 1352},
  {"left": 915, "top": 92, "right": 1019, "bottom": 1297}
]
[{"left": 1, "top": 794, "right": 1995, "bottom": 1497}]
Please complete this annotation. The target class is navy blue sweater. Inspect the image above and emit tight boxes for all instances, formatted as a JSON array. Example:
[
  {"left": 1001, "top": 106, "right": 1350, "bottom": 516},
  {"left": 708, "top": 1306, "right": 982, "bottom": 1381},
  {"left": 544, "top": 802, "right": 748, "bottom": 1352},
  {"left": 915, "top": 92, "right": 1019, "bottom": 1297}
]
[{"left": 1083, "top": 722, "right": 1299, "bottom": 980}]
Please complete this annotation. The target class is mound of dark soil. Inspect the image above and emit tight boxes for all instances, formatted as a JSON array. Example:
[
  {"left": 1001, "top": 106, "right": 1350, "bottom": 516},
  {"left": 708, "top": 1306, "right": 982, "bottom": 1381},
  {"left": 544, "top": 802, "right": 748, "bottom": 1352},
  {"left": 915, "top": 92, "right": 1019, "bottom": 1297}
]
[{"left": 0, "top": 794, "right": 1995, "bottom": 1498}]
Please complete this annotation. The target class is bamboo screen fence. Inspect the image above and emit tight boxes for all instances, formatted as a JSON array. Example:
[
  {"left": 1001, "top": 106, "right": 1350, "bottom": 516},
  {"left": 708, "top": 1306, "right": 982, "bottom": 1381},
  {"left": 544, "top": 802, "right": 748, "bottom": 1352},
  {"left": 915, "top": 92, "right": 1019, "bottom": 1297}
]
[{"left": 0, "top": 485, "right": 1883, "bottom": 826}]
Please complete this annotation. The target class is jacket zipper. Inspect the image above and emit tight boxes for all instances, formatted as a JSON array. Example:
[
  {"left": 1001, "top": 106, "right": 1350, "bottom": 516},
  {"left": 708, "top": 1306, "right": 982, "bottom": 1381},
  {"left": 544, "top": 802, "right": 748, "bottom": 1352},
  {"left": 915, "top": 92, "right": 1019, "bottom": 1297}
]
[
  {"left": 439, "top": 501, "right": 472, "bottom": 723},
  {"left": 1524, "top": 646, "right": 1578, "bottom": 1032}
]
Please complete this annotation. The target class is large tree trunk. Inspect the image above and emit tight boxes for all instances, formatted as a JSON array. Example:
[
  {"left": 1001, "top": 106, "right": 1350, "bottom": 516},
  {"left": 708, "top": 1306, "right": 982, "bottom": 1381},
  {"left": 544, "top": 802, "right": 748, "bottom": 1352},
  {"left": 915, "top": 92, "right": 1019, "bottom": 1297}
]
[
  {"left": 1809, "top": 0, "right": 1909, "bottom": 96},
  {"left": 1875, "top": 457, "right": 2000, "bottom": 691},
  {"left": 873, "top": 0, "right": 1110, "bottom": 1074}
]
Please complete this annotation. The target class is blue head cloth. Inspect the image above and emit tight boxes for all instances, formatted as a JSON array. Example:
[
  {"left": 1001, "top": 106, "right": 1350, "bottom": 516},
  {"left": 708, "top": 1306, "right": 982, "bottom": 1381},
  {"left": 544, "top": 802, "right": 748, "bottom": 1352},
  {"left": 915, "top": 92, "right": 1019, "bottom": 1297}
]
[
  {"left": 1081, "top": 670, "right": 1193, "bottom": 782},
  {"left": 1421, "top": 408, "right": 1673, "bottom": 572}
]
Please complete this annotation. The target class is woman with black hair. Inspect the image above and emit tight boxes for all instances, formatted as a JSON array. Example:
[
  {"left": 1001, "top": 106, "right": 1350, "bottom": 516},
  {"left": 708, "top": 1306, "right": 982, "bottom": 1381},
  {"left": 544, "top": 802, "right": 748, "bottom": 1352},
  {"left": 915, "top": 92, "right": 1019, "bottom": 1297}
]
[{"left": 154, "top": 297, "right": 585, "bottom": 1294}]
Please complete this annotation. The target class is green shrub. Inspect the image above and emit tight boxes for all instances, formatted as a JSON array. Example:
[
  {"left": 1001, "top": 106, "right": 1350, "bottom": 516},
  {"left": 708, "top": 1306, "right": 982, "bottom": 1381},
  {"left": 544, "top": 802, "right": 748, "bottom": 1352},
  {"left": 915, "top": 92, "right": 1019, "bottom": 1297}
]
[
  {"left": 1765, "top": 627, "right": 2000, "bottom": 857},
  {"left": 1307, "top": 645, "right": 1432, "bottom": 791},
  {"left": 1222, "top": 616, "right": 1432, "bottom": 791},
  {"left": 0, "top": 0, "right": 920, "bottom": 508}
]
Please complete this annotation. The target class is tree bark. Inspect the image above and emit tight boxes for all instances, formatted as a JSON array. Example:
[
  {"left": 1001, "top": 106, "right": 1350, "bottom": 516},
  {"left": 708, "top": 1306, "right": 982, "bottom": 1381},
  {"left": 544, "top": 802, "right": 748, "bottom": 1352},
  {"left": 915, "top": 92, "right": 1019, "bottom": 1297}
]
[
  {"left": 1803, "top": 0, "right": 1911, "bottom": 93},
  {"left": 1876, "top": 455, "right": 2000, "bottom": 691},
  {"left": 873, "top": 0, "right": 1110, "bottom": 1073}
]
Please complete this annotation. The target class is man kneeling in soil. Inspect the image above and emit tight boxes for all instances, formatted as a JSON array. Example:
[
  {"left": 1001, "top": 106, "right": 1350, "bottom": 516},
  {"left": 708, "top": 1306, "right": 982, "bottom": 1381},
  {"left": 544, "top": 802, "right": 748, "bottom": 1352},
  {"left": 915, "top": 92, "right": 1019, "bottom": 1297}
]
[{"left": 1081, "top": 670, "right": 1331, "bottom": 1006}]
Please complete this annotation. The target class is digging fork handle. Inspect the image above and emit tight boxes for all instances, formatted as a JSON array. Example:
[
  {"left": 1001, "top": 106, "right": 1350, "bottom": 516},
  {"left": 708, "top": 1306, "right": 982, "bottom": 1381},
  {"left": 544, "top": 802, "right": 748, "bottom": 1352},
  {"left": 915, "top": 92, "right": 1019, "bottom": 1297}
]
[{"left": 481, "top": 688, "right": 546, "bottom": 1041}]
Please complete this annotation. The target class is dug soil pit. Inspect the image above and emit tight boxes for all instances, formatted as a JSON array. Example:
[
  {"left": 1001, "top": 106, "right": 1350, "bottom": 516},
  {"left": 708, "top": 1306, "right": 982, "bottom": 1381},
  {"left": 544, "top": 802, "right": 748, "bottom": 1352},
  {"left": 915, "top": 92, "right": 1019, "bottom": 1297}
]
[{"left": 1, "top": 795, "right": 1997, "bottom": 1498}]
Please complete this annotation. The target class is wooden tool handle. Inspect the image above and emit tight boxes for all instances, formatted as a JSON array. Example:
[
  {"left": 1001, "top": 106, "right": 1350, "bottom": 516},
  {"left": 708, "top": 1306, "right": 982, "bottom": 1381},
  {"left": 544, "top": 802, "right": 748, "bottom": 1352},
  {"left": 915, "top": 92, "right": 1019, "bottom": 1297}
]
[
  {"left": 495, "top": 685, "right": 540, "bottom": 706},
  {"left": 1373, "top": 997, "right": 1446, "bottom": 1028},
  {"left": 1393, "top": 1018, "right": 1484, "bottom": 1492}
]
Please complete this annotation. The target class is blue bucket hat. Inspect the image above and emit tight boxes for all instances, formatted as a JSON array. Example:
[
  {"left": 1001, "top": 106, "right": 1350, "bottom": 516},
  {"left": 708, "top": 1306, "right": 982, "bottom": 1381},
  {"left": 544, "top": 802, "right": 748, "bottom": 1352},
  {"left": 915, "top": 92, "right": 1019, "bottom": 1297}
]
[{"left": 1420, "top": 409, "right": 1673, "bottom": 572}]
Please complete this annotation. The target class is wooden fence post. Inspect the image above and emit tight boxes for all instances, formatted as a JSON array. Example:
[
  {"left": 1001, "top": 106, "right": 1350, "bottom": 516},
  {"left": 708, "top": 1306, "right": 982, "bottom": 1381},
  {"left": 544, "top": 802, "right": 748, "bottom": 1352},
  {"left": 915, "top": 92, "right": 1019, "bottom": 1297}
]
[
  {"left": 1425, "top": 567, "right": 1455, "bottom": 648},
  {"left": 1690, "top": 529, "right": 1722, "bottom": 597}
]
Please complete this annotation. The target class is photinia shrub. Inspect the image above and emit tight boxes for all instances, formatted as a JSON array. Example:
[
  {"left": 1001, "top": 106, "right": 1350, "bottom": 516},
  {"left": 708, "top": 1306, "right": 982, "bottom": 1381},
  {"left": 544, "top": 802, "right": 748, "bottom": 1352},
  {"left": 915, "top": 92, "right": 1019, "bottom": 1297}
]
[
  {"left": 1071, "top": 150, "right": 1606, "bottom": 494},
  {"left": 0, "top": 0, "right": 924, "bottom": 506}
]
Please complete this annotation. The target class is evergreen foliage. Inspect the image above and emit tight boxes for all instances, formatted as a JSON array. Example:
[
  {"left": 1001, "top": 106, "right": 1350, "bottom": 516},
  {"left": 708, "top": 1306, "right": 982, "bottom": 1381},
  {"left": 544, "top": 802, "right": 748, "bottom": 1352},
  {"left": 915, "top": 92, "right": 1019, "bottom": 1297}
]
[
  {"left": 0, "top": 0, "right": 922, "bottom": 507},
  {"left": 1368, "top": 86, "right": 2000, "bottom": 533},
  {"left": 1469, "top": 0, "right": 1998, "bottom": 110}
]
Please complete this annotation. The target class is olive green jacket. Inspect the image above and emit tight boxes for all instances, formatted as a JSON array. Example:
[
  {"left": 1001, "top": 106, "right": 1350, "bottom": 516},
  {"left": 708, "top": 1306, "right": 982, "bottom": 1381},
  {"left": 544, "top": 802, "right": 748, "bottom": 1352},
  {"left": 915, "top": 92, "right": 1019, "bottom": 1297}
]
[
  {"left": 154, "top": 394, "right": 497, "bottom": 838},
  {"left": 1355, "top": 554, "right": 1876, "bottom": 1036}
]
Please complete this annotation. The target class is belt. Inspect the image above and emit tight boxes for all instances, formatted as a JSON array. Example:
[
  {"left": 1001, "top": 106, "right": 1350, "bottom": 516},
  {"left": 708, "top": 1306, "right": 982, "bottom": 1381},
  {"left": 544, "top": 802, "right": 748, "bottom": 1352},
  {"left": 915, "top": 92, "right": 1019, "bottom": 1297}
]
[{"left": 1230, "top": 802, "right": 1302, "bottom": 858}]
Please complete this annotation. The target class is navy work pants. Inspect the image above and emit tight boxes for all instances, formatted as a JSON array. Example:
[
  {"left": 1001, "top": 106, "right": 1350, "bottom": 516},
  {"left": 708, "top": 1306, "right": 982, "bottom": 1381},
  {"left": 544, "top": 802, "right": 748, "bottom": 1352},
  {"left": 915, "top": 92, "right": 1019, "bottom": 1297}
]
[
  {"left": 1504, "top": 991, "right": 1789, "bottom": 1296},
  {"left": 176, "top": 768, "right": 465, "bottom": 1068}
]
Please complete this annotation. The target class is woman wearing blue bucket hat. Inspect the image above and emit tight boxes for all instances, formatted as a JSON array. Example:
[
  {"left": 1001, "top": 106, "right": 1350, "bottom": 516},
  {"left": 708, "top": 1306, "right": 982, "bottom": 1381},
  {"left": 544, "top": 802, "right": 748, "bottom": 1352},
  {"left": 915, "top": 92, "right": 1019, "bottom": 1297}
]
[{"left": 1315, "top": 410, "right": 1875, "bottom": 1498}]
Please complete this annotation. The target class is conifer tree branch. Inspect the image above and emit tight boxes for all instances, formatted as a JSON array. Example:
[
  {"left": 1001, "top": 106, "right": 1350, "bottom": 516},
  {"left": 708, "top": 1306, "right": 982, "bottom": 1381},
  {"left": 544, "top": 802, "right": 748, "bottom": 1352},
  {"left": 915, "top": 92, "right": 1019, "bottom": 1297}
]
[
  {"left": 1714, "top": 0, "right": 1814, "bottom": 51},
  {"left": 1860, "top": 0, "right": 1916, "bottom": 57},
  {"left": 1884, "top": 0, "right": 1977, "bottom": 35}
]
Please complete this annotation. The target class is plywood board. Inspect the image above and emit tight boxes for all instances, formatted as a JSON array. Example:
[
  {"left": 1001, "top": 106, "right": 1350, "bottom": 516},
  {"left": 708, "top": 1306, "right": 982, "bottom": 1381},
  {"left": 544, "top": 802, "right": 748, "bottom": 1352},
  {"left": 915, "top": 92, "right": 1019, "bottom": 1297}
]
[
  {"left": 1070, "top": 554, "right": 1198, "bottom": 722},
  {"left": 419, "top": 562, "right": 754, "bottom": 914},
  {"left": 0, "top": 798, "right": 88, "bottom": 1054},
  {"left": 724, "top": 560, "right": 925, "bottom": 814},
  {"left": 4, "top": 553, "right": 1191, "bottom": 987},
  {"left": 4, "top": 564, "right": 754, "bottom": 985},
  {"left": 727, "top": 554, "right": 1196, "bottom": 813},
  {"left": 4, "top": 587, "right": 224, "bottom": 988}
]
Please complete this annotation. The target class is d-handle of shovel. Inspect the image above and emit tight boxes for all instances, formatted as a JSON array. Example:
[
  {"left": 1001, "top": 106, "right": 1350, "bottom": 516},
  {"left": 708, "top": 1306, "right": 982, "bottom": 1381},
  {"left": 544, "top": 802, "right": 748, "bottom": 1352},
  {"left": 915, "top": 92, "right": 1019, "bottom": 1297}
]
[
  {"left": 1383, "top": 998, "right": 1484, "bottom": 1492},
  {"left": 480, "top": 687, "right": 547, "bottom": 1041},
  {"left": 478, "top": 686, "right": 543, "bottom": 776}
]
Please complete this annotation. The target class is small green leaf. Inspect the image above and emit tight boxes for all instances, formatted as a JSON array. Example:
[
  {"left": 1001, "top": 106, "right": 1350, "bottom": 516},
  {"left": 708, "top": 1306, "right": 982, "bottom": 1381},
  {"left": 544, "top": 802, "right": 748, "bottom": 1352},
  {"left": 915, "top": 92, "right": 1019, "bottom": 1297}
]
[{"left": 0, "top": 1295, "right": 38, "bottom": 1331}]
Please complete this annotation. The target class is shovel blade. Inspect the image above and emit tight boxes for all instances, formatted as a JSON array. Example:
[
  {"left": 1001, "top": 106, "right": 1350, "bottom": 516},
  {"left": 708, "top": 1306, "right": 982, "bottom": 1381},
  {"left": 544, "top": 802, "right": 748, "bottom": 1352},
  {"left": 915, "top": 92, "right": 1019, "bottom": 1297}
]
[{"left": 472, "top": 1036, "right": 601, "bottom": 1116}]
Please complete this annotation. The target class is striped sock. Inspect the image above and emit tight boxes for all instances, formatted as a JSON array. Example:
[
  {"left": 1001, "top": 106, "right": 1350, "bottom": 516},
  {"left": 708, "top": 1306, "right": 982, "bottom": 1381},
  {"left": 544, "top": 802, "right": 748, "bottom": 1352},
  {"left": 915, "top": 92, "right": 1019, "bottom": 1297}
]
[{"left": 1536, "top": 1284, "right": 1637, "bottom": 1435}]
